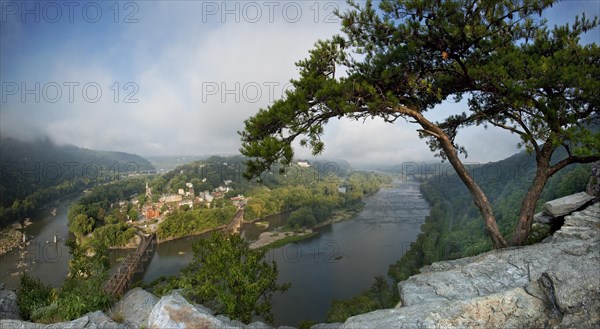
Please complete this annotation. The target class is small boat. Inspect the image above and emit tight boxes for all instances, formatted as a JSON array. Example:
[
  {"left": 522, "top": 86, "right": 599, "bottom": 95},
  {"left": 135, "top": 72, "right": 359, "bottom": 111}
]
[{"left": 50, "top": 208, "right": 57, "bottom": 216}]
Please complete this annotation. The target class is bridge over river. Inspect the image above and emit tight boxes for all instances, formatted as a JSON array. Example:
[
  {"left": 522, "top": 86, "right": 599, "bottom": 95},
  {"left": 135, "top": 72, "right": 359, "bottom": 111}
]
[
  {"left": 104, "top": 208, "right": 245, "bottom": 296},
  {"left": 104, "top": 233, "right": 157, "bottom": 296}
]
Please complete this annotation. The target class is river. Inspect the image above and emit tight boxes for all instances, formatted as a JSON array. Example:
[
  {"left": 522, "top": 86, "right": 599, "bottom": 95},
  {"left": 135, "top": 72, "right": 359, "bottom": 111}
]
[
  {"left": 0, "top": 179, "right": 429, "bottom": 326},
  {"left": 138, "top": 179, "right": 429, "bottom": 326},
  {"left": 0, "top": 196, "right": 76, "bottom": 289}
]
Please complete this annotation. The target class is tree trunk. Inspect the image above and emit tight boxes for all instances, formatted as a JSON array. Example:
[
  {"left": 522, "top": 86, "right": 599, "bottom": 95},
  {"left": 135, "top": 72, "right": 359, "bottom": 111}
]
[
  {"left": 441, "top": 139, "right": 508, "bottom": 249},
  {"left": 395, "top": 105, "right": 508, "bottom": 248},
  {"left": 510, "top": 169, "right": 549, "bottom": 246},
  {"left": 509, "top": 143, "right": 580, "bottom": 246}
]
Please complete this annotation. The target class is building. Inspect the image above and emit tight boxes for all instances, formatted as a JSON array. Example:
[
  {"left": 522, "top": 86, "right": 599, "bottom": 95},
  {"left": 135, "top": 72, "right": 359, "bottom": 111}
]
[
  {"left": 160, "top": 194, "right": 183, "bottom": 203},
  {"left": 230, "top": 195, "right": 247, "bottom": 208},
  {"left": 145, "top": 208, "right": 160, "bottom": 220},
  {"left": 145, "top": 182, "right": 152, "bottom": 198},
  {"left": 178, "top": 200, "right": 194, "bottom": 209}
]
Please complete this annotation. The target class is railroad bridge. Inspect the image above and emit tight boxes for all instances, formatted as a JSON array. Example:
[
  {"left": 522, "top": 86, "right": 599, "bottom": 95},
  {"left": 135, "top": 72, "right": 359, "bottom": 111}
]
[
  {"left": 226, "top": 208, "right": 245, "bottom": 234},
  {"left": 104, "top": 233, "right": 156, "bottom": 296}
]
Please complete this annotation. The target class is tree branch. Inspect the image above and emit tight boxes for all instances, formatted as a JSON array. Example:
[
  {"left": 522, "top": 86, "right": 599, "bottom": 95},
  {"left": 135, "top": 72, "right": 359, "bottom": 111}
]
[{"left": 548, "top": 155, "right": 600, "bottom": 177}]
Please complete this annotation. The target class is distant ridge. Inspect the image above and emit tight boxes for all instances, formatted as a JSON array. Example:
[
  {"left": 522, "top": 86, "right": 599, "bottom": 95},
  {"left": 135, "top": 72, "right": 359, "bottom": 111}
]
[{"left": 0, "top": 136, "right": 154, "bottom": 209}]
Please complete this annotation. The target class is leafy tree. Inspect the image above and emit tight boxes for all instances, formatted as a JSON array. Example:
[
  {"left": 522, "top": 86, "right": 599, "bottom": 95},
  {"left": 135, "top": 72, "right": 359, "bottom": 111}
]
[
  {"left": 239, "top": 0, "right": 598, "bottom": 247},
  {"left": 157, "top": 206, "right": 236, "bottom": 240},
  {"left": 461, "top": 17, "right": 600, "bottom": 244},
  {"left": 327, "top": 295, "right": 377, "bottom": 323},
  {"left": 178, "top": 233, "right": 289, "bottom": 324},
  {"left": 288, "top": 207, "right": 317, "bottom": 229},
  {"left": 69, "top": 213, "right": 94, "bottom": 238},
  {"left": 55, "top": 239, "right": 112, "bottom": 321},
  {"left": 92, "top": 222, "right": 137, "bottom": 247},
  {"left": 16, "top": 273, "right": 53, "bottom": 320},
  {"left": 138, "top": 195, "right": 147, "bottom": 206},
  {"left": 128, "top": 208, "right": 139, "bottom": 221}
]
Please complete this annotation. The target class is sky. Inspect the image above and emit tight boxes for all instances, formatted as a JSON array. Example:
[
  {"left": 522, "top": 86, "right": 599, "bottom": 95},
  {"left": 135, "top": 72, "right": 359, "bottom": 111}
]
[{"left": 1, "top": 0, "right": 598, "bottom": 168}]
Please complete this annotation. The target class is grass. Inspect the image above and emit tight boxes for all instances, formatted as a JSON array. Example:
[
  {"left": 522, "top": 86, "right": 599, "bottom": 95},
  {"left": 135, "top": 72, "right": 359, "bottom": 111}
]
[{"left": 110, "top": 310, "right": 125, "bottom": 323}]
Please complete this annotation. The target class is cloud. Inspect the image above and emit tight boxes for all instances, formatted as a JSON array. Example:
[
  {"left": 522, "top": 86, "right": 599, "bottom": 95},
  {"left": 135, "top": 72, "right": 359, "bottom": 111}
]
[{"left": 0, "top": 1, "right": 594, "bottom": 166}]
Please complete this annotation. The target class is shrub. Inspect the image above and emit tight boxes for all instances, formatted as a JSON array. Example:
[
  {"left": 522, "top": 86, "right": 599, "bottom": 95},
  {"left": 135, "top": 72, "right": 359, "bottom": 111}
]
[{"left": 16, "top": 273, "right": 52, "bottom": 320}]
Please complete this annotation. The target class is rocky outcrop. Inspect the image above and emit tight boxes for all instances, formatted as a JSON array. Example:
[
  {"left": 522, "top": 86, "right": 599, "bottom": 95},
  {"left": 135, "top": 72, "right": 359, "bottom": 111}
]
[
  {"left": 0, "top": 311, "right": 126, "bottom": 329},
  {"left": 340, "top": 202, "right": 600, "bottom": 328},
  {"left": 148, "top": 291, "right": 230, "bottom": 329},
  {"left": 109, "top": 287, "right": 159, "bottom": 329},
  {"left": 542, "top": 192, "right": 594, "bottom": 217},
  {"left": 534, "top": 191, "right": 595, "bottom": 225},
  {"left": 0, "top": 283, "right": 20, "bottom": 320},
  {"left": 147, "top": 291, "right": 287, "bottom": 329}
]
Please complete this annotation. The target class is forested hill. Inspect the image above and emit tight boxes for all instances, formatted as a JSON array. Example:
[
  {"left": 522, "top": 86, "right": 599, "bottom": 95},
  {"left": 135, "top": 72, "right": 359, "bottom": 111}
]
[
  {"left": 388, "top": 148, "right": 591, "bottom": 282},
  {"left": 327, "top": 149, "right": 592, "bottom": 322},
  {"left": 0, "top": 137, "right": 154, "bottom": 225}
]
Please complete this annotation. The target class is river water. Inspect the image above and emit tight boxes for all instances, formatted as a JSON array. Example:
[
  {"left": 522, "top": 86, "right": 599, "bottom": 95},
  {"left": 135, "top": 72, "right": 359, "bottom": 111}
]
[
  {"left": 0, "top": 179, "right": 429, "bottom": 326},
  {"left": 138, "top": 179, "right": 429, "bottom": 326},
  {"left": 267, "top": 179, "right": 429, "bottom": 325},
  {"left": 0, "top": 197, "right": 76, "bottom": 289}
]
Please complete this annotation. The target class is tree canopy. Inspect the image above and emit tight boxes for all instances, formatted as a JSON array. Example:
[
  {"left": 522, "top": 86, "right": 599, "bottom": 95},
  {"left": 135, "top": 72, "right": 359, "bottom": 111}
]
[
  {"left": 240, "top": 0, "right": 599, "bottom": 248},
  {"left": 178, "top": 233, "right": 289, "bottom": 324}
]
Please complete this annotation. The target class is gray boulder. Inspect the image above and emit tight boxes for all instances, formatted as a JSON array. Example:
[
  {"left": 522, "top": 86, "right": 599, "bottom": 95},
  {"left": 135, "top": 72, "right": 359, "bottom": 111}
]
[
  {"left": 542, "top": 192, "right": 594, "bottom": 217},
  {"left": 533, "top": 211, "right": 555, "bottom": 225},
  {"left": 109, "top": 287, "right": 159, "bottom": 329},
  {"left": 0, "top": 311, "right": 128, "bottom": 329},
  {"left": 341, "top": 287, "right": 548, "bottom": 329},
  {"left": 311, "top": 323, "right": 342, "bottom": 329},
  {"left": 147, "top": 291, "right": 282, "bottom": 329},
  {"left": 148, "top": 291, "right": 229, "bottom": 329},
  {"left": 340, "top": 288, "right": 545, "bottom": 329},
  {"left": 0, "top": 285, "right": 20, "bottom": 320}
]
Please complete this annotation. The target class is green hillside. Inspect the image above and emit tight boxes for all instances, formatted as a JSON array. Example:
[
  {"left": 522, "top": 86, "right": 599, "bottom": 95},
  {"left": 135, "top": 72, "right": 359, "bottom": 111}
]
[{"left": 0, "top": 137, "right": 154, "bottom": 226}]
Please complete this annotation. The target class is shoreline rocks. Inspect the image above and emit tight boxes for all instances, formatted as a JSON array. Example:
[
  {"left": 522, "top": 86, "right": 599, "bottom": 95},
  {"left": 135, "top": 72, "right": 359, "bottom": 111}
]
[{"left": 0, "top": 227, "right": 23, "bottom": 256}]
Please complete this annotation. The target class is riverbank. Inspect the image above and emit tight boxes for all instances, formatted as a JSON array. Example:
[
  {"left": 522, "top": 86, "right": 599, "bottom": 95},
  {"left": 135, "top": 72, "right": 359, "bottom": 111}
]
[
  {"left": 249, "top": 230, "right": 317, "bottom": 249},
  {"left": 0, "top": 227, "right": 22, "bottom": 256},
  {"left": 247, "top": 206, "right": 362, "bottom": 250},
  {"left": 318, "top": 206, "right": 363, "bottom": 228},
  {"left": 156, "top": 225, "right": 226, "bottom": 244},
  {"left": 0, "top": 219, "right": 33, "bottom": 256}
]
